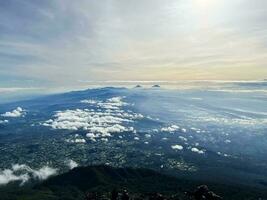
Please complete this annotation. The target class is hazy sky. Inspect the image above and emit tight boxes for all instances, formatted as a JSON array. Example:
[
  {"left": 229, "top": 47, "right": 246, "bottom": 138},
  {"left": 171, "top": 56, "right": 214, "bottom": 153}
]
[{"left": 1, "top": 0, "right": 267, "bottom": 89}]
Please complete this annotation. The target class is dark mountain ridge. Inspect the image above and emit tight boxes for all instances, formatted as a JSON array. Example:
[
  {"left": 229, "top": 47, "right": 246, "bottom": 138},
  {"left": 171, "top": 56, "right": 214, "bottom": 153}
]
[{"left": 1, "top": 165, "right": 267, "bottom": 200}]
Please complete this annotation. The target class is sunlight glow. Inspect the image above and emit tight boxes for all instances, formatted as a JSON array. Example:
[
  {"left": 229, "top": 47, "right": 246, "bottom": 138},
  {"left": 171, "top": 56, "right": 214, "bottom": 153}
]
[{"left": 195, "top": 0, "right": 214, "bottom": 8}]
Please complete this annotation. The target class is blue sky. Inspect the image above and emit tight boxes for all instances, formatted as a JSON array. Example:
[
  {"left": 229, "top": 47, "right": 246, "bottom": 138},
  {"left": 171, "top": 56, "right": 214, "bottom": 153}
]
[{"left": 0, "top": 0, "right": 267, "bottom": 92}]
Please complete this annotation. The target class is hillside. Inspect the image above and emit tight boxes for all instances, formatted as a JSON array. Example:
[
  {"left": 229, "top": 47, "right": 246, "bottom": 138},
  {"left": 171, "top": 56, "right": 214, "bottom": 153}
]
[{"left": 1, "top": 165, "right": 267, "bottom": 200}]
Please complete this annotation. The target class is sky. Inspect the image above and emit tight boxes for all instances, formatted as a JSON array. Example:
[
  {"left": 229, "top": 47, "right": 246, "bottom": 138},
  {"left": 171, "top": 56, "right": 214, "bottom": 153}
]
[{"left": 0, "top": 0, "right": 267, "bottom": 91}]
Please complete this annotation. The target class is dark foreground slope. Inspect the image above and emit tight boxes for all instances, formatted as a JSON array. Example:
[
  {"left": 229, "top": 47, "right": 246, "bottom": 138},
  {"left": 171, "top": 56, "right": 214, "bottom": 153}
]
[{"left": 1, "top": 165, "right": 267, "bottom": 200}]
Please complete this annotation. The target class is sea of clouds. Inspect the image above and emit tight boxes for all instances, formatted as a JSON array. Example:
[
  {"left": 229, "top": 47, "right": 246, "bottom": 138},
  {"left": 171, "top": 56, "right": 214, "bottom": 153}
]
[{"left": 42, "top": 97, "right": 143, "bottom": 141}]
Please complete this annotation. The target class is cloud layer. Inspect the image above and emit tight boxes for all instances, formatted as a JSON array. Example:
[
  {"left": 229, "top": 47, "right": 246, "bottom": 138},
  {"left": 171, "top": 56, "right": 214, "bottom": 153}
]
[{"left": 43, "top": 97, "right": 142, "bottom": 140}]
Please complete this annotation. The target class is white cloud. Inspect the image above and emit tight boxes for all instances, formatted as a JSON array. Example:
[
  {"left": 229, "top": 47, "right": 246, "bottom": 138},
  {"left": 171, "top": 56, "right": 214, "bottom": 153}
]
[
  {"left": 32, "top": 166, "right": 58, "bottom": 180},
  {"left": 171, "top": 144, "right": 183, "bottom": 150},
  {"left": 181, "top": 128, "right": 187, "bottom": 133},
  {"left": 66, "top": 160, "right": 78, "bottom": 170},
  {"left": 134, "top": 136, "right": 140, "bottom": 140},
  {"left": 66, "top": 138, "right": 86, "bottom": 144},
  {"left": 75, "top": 138, "right": 86, "bottom": 143},
  {"left": 0, "top": 120, "right": 8, "bottom": 124},
  {"left": 88, "top": 124, "right": 131, "bottom": 136},
  {"left": 101, "top": 138, "right": 108, "bottom": 142},
  {"left": 225, "top": 139, "right": 231, "bottom": 143},
  {"left": 0, "top": 169, "right": 29, "bottom": 186},
  {"left": 190, "top": 127, "right": 203, "bottom": 133},
  {"left": 178, "top": 136, "right": 187, "bottom": 141},
  {"left": 1, "top": 107, "right": 26, "bottom": 118},
  {"left": 86, "top": 133, "right": 99, "bottom": 142},
  {"left": 191, "top": 147, "right": 205, "bottom": 154},
  {"left": 81, "top": 96, "right": 129, "bottom": 110},
  {"left": 217, "top": 152, "right": 230, "bottom": 157},
  {"left": 194, "top": 113, "right": 267, "bottom": 126},
  {"left": 161, "top": 125, "right": 179, "bottom": 132},
  {"left": 80, "top": 99, "right": 97, "bottom": 104},
  {"left": 106, "top": 96, "right": 128, "bottom": 107},
  {"left": 0, "top": 164, "right": 57, "bottom": 186},
  {"left": 43, "top": 97, "right": 141, "bottom": 139}
]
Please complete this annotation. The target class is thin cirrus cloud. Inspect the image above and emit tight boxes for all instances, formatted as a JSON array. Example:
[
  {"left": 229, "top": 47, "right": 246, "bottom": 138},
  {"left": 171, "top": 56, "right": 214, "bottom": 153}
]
[{"left": 0, "top": 0, "right": 267, "bottom": 89}]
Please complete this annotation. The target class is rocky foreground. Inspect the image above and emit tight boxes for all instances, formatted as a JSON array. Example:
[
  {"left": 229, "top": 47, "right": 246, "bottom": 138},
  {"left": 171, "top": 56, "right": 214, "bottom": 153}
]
[{"left": 84, "top": 185, "right": 222, "bottom": 200}]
